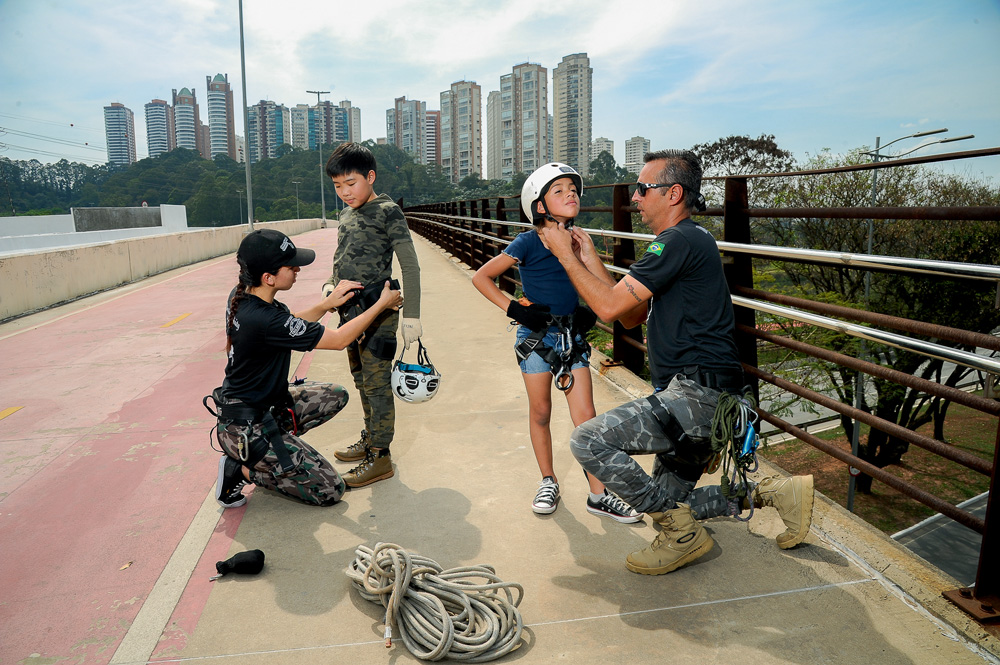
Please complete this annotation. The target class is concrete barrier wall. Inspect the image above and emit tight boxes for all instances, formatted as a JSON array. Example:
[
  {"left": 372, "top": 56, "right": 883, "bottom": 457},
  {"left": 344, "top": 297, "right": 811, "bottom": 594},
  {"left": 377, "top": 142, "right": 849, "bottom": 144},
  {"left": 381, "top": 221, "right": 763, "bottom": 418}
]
[
  {"left": 0, "top": 214, "right": 75, "bottom": 237},
  {"left": 72, "top": 206, "right": 162, "bottom": 232},
  {"left": 1, "top": 205, "right": 192, "bottom": 255},
  {"left": 0, "top": 218, "right": 324, "bottom": 321}
]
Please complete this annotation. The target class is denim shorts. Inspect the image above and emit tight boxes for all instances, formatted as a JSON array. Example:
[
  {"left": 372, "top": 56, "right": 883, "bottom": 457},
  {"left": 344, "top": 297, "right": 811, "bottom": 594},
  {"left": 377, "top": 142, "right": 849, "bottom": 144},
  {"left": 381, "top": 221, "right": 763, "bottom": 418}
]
[{"left": 515, "top": 325, "right": 590, "bottom": 375}]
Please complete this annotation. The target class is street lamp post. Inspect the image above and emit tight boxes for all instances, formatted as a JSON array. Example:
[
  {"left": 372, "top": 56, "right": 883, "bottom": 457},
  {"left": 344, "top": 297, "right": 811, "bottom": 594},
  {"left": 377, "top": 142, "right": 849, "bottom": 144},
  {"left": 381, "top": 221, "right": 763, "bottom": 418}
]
[
  {"left": 307, "top": 89, "right": 330, "bottom": 226},
  {"left": 291, "top": 179, "right": 301, "bottom": 219},
  {"left": 846, "top": 128, "right": 975, "bottom": 512},
  {"left": 238, "top": 0, "right": 254, "bottom": 232},
  {"left": 236, "top": 188, "right": 244, "bottom": 225}
]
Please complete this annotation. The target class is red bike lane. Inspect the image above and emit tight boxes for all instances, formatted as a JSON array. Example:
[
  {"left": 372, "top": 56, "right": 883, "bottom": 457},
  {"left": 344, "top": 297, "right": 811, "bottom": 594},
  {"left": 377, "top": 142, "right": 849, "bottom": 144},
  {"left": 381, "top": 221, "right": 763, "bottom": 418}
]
[{"left": 0, "top": 227, "right": 337, "bottom": 664}]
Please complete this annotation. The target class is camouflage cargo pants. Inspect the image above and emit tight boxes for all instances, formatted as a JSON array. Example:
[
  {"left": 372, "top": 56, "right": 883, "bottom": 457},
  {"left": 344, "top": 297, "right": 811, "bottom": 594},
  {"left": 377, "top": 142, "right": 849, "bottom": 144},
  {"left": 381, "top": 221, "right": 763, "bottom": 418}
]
[
  {"left": 347, "top": 310, "right": 398, "bottom": 450},
  {"left": 570, "top": 375, "right": 730, "bottom": 518},
  {"left": 218, "top": 381, "right": 349, "bottom": 506}
]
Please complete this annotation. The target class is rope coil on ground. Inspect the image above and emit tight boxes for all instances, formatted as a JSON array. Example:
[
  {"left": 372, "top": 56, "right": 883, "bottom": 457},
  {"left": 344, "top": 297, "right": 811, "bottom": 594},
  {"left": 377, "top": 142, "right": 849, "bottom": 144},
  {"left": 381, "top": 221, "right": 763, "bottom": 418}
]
[{"left": 346, "top": 543, "right": 525, "bottom": 662}]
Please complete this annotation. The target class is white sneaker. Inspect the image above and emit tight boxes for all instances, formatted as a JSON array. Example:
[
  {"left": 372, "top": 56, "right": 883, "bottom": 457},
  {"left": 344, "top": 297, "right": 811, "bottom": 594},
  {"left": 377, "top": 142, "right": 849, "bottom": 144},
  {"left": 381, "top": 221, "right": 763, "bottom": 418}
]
[{"left": 532, "top": 476, "right": 560, "bottom": 514}]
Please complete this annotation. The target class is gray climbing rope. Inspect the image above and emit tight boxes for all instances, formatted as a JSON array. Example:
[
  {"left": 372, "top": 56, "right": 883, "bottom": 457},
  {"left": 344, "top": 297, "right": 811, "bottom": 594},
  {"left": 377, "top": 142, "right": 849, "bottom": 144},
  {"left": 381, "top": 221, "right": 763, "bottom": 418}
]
[{"left": 346, "top": 543, "right": 525, "bottom": 662}]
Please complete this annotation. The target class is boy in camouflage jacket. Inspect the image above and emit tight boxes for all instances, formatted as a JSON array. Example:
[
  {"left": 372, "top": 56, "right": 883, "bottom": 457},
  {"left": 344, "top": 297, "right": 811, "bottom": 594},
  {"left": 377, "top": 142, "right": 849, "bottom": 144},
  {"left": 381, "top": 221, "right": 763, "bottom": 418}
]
[{"left": 322, "top": 142, "right": 422, "bottom": 487}]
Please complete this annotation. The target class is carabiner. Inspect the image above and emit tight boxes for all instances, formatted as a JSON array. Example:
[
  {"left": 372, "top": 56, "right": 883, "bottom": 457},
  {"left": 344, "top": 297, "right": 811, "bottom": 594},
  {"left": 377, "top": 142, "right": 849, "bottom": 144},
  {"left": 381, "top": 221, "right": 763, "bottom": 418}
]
[
  {"left": 238, "top": 428, "right": 250, "bottom": 462},
  {"left": 554, "top": 365, "right": 575, "bottom": 391}
]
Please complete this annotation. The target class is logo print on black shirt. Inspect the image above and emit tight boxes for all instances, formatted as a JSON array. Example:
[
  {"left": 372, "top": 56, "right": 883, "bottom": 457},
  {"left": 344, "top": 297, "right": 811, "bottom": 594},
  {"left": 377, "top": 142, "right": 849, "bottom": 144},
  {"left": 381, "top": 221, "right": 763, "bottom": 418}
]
[{"left": 285, "top": 315, "right": 307, "bottom": 337}]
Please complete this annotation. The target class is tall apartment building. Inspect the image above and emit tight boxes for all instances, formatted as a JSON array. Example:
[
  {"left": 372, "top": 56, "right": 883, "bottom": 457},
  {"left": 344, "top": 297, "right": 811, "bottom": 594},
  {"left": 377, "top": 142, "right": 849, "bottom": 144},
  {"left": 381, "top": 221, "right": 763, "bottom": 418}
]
[
  {"left": 440, "top": 80, "right": 482, "bottom": 183},
  {"left": 624, "top": 135, "right": 651, "bottom": 175},
  {"left": 103, "top": 102, "right": 136, "bottom": 165},
  {"left": 172, "top": 87, "right": 206, "bottom": 157},
  {"left": 386, "top": 97, "right": 426, "bottom": 163},
  {"left": 590, "top": 137, "right": 614, "bottom": 163},
  {"left": 486, "top": 62, "right": 548, "bottom": 181},
  {"left": 144, "top": 99, "right": 175, "bottom": 158},
  {"left": 340, "top": 100, "right": 362, "bottom": 143},
  {"left": 486, "top": 90, "right": 502, "bottom": 179},
  {"left": 312, "top": 100, "right": 361, "bottom": 148},
  {"left": 424, "top": 109, "right": 441, "bottom": 165},
  {"left": 246, "top": 100, "right": 290, "bottom": 163},
  {"left": 552, "top": 53, "right": 592, "bottom": 176},
  {"left": 205, "top": 73, "right": 237, "bottom": 160},
  {"left": 314, "top": 100, "right": 335, "bottom": 149},
  {"left": 289, "top": 104, "right": 315, "bottom": 150}
]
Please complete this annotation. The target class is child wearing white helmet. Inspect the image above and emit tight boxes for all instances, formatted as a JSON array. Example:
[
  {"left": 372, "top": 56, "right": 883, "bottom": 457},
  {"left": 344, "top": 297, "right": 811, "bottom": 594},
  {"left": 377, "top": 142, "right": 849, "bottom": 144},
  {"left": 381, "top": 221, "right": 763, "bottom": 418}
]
[{"left": 472, "top": 163, "right": 641, "bottom": 523}]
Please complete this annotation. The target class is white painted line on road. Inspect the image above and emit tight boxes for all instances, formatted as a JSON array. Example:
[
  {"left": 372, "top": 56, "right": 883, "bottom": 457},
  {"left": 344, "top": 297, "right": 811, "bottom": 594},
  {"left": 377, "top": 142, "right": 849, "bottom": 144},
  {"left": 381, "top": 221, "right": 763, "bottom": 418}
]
[
  {"left": 109, "top": 490, "right": 227, "bottom": 665},
  {"left": 103, "top": 579, "right": 877, "bottom": 664}
]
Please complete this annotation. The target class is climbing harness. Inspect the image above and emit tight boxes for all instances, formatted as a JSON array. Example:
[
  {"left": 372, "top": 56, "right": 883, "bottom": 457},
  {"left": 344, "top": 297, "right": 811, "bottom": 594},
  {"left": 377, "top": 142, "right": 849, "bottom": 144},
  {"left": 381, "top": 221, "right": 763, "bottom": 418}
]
[
  {"left": 513, "top": 308, "right": 594, "bottom": 392},
  {"left": 203, "top": 387, "right": 297, "bottom": 476},
  {"left": 347, "top": 543, "right": 524, "bottom": 662},
  {"left": 338, "top": 278, "right": 401, "bottom": 346},
  {"left": 710, "top": 388, "right": 762, "bottom": 522}
]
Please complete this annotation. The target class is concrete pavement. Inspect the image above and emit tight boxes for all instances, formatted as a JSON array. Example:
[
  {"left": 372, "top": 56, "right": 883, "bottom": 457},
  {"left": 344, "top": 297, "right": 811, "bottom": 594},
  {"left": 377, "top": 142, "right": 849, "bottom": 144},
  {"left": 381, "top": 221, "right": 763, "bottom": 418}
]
[{"left": 1, "top": 227, "right": 997, "bottom": 664}]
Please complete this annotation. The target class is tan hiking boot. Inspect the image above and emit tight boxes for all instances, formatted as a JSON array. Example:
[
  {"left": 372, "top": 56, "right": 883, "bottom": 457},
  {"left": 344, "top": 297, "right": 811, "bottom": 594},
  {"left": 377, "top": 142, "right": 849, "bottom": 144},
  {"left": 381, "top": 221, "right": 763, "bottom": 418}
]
[
  {"left": 343, "top": 449, "right": 394, "bottom": 488},
  {"left": 334, "top": 430, "right": 370, "bottom": 462},
  {"left": 753, "top": 474, "right": 814, "bottom": 549},
  {"left": 626, "top": 503, "right": 714, "bottom": 575}
]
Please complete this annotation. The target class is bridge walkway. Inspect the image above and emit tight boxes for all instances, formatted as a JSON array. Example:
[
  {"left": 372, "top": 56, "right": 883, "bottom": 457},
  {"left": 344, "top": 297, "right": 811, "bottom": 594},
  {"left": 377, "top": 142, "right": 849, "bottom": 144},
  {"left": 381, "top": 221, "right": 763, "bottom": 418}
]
[{"left": 0, "top": 227, "right": 994, "bottom": 664}]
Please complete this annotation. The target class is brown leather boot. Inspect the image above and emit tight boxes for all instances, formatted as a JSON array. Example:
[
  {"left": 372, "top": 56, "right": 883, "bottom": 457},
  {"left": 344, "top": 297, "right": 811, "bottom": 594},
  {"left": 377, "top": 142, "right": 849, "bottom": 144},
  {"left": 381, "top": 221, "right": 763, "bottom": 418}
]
[
  {"left": 753, "top": 475, "right": 814, "bottom": 549},
  {"left": 343, "top": 448, "right": 394, "bottom": 488},
  {"left": 626, "top": 503, "right": 714, "bottom": 575},
  {"left": 334, "top": 429, "right": 370, "bottom": 462}
]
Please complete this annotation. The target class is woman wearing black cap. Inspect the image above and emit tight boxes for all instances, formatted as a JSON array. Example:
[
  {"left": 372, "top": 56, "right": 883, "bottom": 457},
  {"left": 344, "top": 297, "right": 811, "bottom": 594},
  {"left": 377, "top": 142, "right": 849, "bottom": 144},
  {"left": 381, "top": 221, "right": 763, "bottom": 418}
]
[{"left": 211, "top": 229, "right": 402, "bottom": 508}]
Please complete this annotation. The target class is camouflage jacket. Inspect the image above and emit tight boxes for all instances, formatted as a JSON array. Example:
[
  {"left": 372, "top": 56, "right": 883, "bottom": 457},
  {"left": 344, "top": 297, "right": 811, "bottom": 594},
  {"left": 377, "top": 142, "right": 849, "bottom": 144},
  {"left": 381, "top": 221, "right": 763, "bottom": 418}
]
[{"left": 325, "top": 193, "right": 421, "bottom": 319}]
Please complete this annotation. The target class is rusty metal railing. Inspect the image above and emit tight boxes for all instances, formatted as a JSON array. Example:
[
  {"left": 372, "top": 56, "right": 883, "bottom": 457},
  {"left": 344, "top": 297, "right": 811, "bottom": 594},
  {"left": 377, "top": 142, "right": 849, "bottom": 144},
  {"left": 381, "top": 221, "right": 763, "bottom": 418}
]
[{"left": 403, "top": 148, "right": 1000, "bottom": 625}]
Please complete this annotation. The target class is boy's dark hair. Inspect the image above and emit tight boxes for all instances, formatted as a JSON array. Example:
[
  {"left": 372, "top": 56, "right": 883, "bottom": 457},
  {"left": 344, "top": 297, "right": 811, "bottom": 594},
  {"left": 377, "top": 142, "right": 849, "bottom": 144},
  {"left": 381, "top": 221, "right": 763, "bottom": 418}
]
[{"left": 325, "top": 142, "right": 377, "bottom": 178}]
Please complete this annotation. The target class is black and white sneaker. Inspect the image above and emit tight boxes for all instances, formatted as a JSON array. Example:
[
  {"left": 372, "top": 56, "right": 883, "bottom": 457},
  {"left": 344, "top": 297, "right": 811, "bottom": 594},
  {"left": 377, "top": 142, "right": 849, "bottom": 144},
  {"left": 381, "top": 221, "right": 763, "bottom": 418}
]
[
  {"left": 532, "top": 476, "right": 560, "bottom": 515},
  {"left": 587, "top": 490, "right": 642, "bottom": 523},
  {"left": 216, "top": 455, "right": 247, "bottom": 508}
]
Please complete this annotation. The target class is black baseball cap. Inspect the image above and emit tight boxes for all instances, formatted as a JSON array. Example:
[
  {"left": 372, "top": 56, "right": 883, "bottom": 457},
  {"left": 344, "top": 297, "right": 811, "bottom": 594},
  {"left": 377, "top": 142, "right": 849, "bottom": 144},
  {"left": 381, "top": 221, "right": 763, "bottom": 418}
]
[{"left": 237, "top": 229, "right": 315, "bottom": 278}]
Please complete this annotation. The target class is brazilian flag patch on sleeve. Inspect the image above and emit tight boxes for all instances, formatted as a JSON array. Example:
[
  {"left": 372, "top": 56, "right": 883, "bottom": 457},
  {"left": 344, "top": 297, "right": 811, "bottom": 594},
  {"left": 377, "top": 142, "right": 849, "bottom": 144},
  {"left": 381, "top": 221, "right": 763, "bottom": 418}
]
[{"left": 646, "top": 242, "right": 664, "bottom": 256}]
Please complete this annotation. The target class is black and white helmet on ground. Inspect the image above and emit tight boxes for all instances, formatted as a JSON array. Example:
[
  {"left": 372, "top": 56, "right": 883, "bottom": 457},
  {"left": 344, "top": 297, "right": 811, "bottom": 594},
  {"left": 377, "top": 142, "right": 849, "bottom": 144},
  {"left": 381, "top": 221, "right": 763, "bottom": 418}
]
[
  {"left": 520, "top": 162, "right": 583, "bottom": 222},
  {"left": 391, "top": 340, "right": 441, "bottom": 403}
]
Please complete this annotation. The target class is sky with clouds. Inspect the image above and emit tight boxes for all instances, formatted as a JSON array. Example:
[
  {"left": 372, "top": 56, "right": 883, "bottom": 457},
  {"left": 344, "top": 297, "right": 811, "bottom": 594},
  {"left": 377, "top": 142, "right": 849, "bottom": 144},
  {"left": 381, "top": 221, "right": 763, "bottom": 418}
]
[{"left": 2, "top": 0, "right": 999, "bottom": 180}]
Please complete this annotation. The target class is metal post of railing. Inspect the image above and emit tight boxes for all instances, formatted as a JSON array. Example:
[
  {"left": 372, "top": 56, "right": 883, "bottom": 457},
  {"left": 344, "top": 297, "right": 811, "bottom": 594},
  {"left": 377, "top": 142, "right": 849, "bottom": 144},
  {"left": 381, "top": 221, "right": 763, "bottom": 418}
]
[
  {"left": 495, "top": 197, "right": 516, "bottom": 295},
  {"left": 610, "top": 182, "right": 645, "bottom": 375},
  {"left": 722, "top": 176, "right": 759, "bottom": 397},
  {"left": 945, "top": 418, "right": 1000, "bottom": 619}
]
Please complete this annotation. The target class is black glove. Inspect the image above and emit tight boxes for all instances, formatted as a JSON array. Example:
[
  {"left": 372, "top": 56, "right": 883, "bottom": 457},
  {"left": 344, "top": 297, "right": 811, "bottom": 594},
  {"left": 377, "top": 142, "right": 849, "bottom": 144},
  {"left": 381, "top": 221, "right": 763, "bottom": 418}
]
[
  {"left": 572, "top": 305, "right": 597, "bottom": 333},
  {"left": 506, "top": 301, "right": 551, "bottom": 332}
]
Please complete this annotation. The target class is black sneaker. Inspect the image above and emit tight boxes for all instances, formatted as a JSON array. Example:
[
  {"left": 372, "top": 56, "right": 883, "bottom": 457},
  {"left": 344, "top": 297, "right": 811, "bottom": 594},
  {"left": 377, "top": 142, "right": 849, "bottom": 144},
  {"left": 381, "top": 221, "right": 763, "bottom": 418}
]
[
  {"left": 532, "top": 477, "right": 560, "bottom": 514},
  {"left": 216, "top": 455, "right": 247, "bottom": 508},
  {"left": 587, "top": 490, "right": 642, "bottom": 523}
]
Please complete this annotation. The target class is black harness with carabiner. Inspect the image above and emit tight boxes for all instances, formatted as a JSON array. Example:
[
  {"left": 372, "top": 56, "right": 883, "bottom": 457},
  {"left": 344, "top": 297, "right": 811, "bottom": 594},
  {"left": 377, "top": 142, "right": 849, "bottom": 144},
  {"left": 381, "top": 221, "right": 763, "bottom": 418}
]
[
  {"left": 514, "top": 306, "right": 596, "bottom": 391},
  {"left": 203, "top": 387, "right": 298, "bottom": 476}
]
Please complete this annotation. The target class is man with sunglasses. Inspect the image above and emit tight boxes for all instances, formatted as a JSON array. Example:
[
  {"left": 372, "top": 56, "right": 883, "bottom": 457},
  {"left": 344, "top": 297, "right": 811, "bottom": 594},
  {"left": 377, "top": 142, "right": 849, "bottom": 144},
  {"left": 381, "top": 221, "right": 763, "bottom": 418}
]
[{"left": 539, "top": 149, "right": 813, "bottom": 575}]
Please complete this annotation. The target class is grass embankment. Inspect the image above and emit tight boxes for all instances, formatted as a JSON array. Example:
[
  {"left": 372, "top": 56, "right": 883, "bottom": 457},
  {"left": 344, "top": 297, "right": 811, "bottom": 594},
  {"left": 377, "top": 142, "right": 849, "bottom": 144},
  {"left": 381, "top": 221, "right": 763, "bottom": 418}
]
[{"left": 760, "top": 401, "right": 996, "bottom": 534}]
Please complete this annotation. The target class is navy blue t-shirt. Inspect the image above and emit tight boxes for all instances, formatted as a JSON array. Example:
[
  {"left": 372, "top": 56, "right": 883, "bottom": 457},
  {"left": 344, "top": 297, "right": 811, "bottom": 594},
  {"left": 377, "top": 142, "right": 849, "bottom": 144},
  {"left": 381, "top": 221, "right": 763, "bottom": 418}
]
[
  {"left": 628, "top": 219, "right": 740, "bottom": 388},
  {"left": 504, "top": 230, "right": 579, "bottom": 315},
  {"left": 223, "top": 290, "right": 325, "bottom": 410}
]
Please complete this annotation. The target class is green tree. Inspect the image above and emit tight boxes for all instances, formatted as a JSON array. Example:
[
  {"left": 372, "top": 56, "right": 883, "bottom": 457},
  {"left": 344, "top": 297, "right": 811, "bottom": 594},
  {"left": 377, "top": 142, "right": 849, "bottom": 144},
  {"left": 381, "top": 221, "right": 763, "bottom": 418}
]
[{"left": 756, "top": 148, "right": 1000, "bottom": 491}]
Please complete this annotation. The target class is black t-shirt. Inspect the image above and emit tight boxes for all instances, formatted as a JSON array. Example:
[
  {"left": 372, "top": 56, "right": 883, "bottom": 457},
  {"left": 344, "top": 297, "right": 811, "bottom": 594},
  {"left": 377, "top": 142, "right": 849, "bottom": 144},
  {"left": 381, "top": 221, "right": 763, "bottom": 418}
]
[
  {"left": 628, "top": 218, "right": 740, "bottom": 388},
  {"left": 222, "top": 290, "right": 325, "bottom": 410}
]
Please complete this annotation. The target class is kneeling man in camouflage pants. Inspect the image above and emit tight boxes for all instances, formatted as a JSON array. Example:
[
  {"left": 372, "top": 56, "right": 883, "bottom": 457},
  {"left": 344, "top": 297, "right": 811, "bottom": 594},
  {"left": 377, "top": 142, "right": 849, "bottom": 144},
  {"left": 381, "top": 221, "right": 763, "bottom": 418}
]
[{"left": 541, "top": 149, "right": 814, "bottom": 574}]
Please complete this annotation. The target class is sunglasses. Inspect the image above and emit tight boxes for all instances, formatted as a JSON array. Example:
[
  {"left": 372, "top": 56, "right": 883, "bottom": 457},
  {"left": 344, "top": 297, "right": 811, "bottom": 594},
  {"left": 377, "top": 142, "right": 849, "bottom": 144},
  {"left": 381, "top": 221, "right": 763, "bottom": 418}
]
[{"left": 634, "top": 182, "right": 680, "bottom": 196}]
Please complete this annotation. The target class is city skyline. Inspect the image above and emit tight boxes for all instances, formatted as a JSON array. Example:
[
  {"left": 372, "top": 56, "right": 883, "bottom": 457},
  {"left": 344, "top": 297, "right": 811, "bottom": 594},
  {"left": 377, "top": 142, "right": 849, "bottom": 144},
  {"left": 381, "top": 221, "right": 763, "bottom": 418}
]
[{"left": 2, "top": 1, "right": 999, "bottom": 180}]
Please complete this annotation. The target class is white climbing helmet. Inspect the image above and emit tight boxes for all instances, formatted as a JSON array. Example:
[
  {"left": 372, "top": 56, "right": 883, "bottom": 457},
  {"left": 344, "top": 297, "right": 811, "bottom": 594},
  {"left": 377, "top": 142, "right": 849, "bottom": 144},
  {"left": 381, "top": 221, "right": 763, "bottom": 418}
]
[
  {"left": 520, "top": 162, "right": 583, "bottom": 222},
  {"left": 391, "top": 341, "right": 441, "bottom": 403}
]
